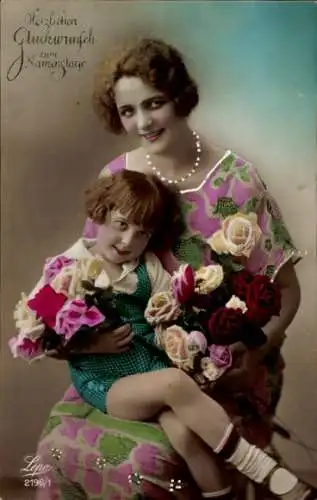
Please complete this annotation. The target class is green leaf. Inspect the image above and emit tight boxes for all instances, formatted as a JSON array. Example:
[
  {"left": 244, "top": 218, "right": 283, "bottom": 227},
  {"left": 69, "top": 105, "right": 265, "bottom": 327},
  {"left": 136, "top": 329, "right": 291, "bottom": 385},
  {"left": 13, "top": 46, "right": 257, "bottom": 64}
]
[
  {"left": 39, "top": 416, "right": 61, "bottom": 439},
  {"left": 213, "top": 197, "right": 239, "bottom": 218},
  {"left": 265, "top": 239, "right": 273, "bottom": 251},
  {"left": 213, "top": 177, "right": 225, "bottom": 187},
  {"left": 244, "top": 196, "right": 259, "bottom": 213},
  {"left": 270, "top": 219, "right": 294, "bottom": 248},
  {"left": 221, "top": 154, "right": 235, "bottom": 172},
  {"left": 265, "top": 265, "right": 275, "bottom": 278},
  {"left": 239, "top": 171, "right": 250, "bottom": 183}
]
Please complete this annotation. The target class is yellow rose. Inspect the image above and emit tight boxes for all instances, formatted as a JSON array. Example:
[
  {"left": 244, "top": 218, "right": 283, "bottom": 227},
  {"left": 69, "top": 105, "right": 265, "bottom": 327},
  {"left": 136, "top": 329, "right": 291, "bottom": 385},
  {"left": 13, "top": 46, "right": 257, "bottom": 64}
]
[
  {"left": 195, "top": 265, "right": 224, "bottom": 294},
  {"left": 208, "top": 212, "right": 261, "bottom": 258},
  {"left": 13, "top": 293, "right": 44, "bottom": 339},
  {"left": 145, "top": 292, "right": 181, "bottom": 326},
  {"left": 163, "top": 325, "right": 194, "bottom": 370},
  {"left": 79, "top": 257, "right": 103, "bottom": 281}
]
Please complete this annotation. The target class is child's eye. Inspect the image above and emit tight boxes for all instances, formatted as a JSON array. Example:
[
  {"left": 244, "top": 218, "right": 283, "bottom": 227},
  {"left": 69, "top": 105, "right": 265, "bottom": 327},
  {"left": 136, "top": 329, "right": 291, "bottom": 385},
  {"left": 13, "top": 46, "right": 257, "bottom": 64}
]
[
  {"left": 138, "top": 229, "right": 151, "bottom": 238},
  {"left": 113, "top": 220, "right": 128, "bottom": 230}
]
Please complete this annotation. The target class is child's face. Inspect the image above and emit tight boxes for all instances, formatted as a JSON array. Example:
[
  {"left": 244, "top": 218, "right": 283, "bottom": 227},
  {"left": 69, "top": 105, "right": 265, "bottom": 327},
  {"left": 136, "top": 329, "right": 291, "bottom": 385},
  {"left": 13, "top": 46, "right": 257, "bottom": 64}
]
[{"left": 96, "top": 210, "right": 152, "bottom": 264}]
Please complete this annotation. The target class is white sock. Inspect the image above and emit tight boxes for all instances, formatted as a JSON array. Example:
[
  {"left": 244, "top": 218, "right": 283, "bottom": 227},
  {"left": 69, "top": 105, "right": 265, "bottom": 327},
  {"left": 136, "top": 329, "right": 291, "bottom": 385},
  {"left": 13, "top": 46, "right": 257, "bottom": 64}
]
[
  {"left": 226, "top": 437, "right": 298, "bottom": 494},
  {"left": 202, "top": 486, "right": 232, "bottom": 497}
]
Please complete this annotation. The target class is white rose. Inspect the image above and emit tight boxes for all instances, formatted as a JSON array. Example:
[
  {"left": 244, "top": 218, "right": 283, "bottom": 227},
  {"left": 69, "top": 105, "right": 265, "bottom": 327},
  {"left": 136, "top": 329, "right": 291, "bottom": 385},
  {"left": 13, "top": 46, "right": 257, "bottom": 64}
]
[
  {"left": 200, "top": 357, "right": 225, "bottom": 381},
  {"left": 51, "top": 257, "right": 103, "bottom": 298},
  {"left": 226, "top": 295, "right": 248, "bottom": 313},
  {"left": 94, "top": 270, "right": 111, "bottom": 289},
  {"left": 195, "top": 265, "right": 224, "bottom": 294},
  {"left": 13, "top": 293, "right": 45, "bottom": 339},
  {"left": 51, "top": 265, "right": 82, "bottom": 298}
]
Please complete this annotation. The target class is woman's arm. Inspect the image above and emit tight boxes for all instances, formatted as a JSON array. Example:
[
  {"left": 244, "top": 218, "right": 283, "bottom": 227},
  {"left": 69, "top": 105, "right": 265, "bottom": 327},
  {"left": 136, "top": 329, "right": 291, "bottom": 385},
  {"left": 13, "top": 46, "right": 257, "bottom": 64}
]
[{"left": 259, "top": 260, "right": 300, "bottom": 357}]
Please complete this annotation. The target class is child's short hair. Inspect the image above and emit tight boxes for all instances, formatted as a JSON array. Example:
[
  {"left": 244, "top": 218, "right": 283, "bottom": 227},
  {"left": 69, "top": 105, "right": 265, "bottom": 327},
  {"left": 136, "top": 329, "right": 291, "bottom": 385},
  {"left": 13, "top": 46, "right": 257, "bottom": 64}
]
[
  {"left": 85, "top": 170, "right": 185, "bottom": 252},
  {"left": 93, "top": 38, "right": 199, "bottom": 134}
]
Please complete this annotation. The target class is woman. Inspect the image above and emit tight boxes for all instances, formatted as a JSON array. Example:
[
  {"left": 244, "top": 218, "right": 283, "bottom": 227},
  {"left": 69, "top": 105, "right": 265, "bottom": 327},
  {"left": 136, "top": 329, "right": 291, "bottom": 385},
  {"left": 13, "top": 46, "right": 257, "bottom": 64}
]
[{"left": 37, "top": 38, "right": 307, "bottom": 500}]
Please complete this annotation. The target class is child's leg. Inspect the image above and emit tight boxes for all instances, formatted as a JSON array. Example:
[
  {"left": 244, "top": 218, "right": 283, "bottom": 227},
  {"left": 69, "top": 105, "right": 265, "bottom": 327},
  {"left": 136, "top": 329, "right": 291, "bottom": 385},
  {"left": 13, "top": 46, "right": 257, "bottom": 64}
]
[
  {"left": 158, "top": 410, "right": 234, "bottom": 499},
  {"left": 107, "top": 368, "right": 316, "bottom": 500}
]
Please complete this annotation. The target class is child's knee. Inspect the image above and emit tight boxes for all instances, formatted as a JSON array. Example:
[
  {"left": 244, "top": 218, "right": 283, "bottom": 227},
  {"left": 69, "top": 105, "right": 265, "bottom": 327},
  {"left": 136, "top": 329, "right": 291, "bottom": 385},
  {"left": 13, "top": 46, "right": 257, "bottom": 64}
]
[{"left": 164, "top": 368, "right": 197, "bottom": 404}]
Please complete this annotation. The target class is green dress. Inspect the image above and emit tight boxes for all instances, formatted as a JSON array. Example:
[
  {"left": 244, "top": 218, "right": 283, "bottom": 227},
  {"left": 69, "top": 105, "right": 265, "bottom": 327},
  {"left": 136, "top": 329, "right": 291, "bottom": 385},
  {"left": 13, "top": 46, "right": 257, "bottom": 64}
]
[{"left": 69, "top": 258, "right": 171, "bottom": 412}]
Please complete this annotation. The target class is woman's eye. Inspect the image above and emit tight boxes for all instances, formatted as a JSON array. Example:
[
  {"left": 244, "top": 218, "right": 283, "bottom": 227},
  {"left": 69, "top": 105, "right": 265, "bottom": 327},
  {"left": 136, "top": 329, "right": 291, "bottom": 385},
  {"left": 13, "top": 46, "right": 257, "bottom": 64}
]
[
  {"left": 120, "top": 108, "right": 134, "bottom": 118},
  {"left": 149, "top": 100, "right": 165, "bottom": 109}
]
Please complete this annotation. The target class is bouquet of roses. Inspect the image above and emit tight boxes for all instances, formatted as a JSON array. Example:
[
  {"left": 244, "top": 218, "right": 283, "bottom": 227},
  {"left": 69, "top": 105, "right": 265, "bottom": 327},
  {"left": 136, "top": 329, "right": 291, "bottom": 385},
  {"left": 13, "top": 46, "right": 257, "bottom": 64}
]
[
  {"left": 9, "top": 255, "right": 124, "bottom": 362},
  {"left": 145, "top": 212, "right": 282, "bottom": 388}
]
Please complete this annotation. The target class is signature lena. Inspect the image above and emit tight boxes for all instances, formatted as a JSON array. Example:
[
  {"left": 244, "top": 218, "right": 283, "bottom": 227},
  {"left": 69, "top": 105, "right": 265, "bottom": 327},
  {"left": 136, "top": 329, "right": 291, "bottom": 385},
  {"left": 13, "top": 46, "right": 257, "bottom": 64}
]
[{"left": 20, "top": 455, "right": 53, "bottom": 478}]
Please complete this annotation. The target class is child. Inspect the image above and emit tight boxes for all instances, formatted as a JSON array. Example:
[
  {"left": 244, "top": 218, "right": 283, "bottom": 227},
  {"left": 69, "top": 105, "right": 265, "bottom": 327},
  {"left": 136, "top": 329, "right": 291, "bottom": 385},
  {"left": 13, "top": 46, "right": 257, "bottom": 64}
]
[{"left": 17, "top": 171, "right": 317, "bottom": 500}]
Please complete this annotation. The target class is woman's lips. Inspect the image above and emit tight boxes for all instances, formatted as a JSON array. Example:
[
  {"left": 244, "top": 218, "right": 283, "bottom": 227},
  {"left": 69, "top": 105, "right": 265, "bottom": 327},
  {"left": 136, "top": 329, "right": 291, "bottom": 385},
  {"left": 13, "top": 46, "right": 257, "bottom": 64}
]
[{"left": 142, "top": 129, "right": 164, "bottom": 142}]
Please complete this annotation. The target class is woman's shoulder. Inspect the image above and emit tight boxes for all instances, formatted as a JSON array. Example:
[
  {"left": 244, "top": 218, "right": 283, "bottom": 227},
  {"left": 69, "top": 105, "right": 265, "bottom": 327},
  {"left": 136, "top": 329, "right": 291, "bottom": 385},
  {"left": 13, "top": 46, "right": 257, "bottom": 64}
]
[
  {"left": 202, "top": 148, "right": 266, "bottom": 193},
  {"left": 99, "top": 153, "right": 127, "bottom": 177}
]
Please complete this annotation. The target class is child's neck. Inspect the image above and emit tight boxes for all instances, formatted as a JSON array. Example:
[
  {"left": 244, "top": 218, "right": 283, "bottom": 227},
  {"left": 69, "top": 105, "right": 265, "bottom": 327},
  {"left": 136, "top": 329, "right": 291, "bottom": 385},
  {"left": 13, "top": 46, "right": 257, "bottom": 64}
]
[{"left": 89, "top": 244, "right": 129, "bottom": 281}]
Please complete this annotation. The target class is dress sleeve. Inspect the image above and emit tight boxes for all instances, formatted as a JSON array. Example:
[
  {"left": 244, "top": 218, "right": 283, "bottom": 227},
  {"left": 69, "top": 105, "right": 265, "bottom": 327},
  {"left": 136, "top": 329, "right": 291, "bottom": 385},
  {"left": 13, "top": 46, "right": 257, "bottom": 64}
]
[
  {"left": 82, "top": 155, "right": 126, "bottom": 239},
  {"left": 246, "top": 163, "right": 304, "bottom": 280}
]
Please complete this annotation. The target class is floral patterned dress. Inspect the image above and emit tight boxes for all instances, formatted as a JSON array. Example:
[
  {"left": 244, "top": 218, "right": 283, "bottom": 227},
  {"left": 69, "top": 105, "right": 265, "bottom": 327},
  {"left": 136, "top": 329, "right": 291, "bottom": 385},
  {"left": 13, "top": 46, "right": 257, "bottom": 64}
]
[{"left": 36, "top": 150, "right": 302, "bottom": 500}]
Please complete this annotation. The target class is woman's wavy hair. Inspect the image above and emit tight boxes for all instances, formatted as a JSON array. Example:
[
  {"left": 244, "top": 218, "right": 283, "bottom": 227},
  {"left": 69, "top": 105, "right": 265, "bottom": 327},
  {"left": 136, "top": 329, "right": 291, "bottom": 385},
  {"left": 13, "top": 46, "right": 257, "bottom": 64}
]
[{"left": 93, "top": 38, "right": 199, "bottom": 134}]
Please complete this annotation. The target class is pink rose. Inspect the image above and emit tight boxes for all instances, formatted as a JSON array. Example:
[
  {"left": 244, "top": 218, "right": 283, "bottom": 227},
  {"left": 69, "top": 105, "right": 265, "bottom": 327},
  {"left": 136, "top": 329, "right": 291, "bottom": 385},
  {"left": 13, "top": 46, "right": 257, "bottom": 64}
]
[
  {"left": 9, "top": 335, "right": 42, "bottom": 360},
  {"left": 145, "top": 292, "right": 181, "bottom": 326},
  {"left": 43, "top": 255, "right": 74, "bottom": 283},
  {"left": 208, "top": 344, "right": 232, "bottom": 369},
  {"left": 171, "top": 264, "right": 195, "bottom": 304},
  {"left": 187, "top": 331, "right": 208, "bottom": 354},
  {"left": 55, "top": 299, "right": 105, "bottom": 340}
]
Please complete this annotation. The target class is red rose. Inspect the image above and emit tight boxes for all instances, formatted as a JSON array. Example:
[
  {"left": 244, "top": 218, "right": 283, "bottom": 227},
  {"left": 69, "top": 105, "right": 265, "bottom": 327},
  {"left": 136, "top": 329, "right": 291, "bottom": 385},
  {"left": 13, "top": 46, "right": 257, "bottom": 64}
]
[
  {"left": 171, "top": 264, "right": 195, "bottom": 304},
  {"left": 231, "top": 270, "right": 254, "bottom": 300},
  {"left": 208, "top": 307, "right": 245, "bottom": 345},
  {"left": 245, "top": 275, "right": 281, "bottom": 327},
  {"left": 28, "top": 284, "right": 67, "bottom": 328}
]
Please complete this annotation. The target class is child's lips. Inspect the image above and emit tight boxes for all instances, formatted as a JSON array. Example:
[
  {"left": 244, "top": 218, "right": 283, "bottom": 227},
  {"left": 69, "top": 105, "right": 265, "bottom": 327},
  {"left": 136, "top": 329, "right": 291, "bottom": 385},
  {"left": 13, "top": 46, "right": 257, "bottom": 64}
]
[{"left": 113, "top": 246, "right": 130, "bottom": 256}]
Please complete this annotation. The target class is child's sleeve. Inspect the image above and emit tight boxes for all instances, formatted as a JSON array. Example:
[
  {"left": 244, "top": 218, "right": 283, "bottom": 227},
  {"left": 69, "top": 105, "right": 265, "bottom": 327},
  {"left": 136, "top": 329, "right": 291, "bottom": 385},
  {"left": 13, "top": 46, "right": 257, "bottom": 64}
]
[{"left": 145, "top": 253, "right": 172, "bottom": 294}]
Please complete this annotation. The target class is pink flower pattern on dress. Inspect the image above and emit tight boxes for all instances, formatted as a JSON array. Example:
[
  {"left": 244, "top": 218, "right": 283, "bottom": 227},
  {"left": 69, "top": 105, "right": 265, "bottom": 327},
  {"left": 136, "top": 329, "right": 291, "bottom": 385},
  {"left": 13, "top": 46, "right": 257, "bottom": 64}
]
[
  {"left": 107, "top": 462, "right": 134, "bottom": 496},
  {"left": 84, "top": 453, "right": 103, "bottom": 495}
]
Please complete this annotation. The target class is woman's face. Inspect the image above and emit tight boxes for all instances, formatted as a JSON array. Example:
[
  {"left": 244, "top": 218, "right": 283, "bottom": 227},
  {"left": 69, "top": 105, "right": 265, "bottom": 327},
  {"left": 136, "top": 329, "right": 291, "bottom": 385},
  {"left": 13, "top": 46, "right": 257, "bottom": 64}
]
[{"left": 114, "top": 76, "right": 183, "bottom": 154}]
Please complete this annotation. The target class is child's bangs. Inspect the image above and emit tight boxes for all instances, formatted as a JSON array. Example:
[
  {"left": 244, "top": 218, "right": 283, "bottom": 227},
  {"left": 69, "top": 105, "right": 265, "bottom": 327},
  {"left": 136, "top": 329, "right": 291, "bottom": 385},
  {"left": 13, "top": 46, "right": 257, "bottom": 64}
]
[{"left": 113, "top": 187, "right": 162, "bottom": 230}]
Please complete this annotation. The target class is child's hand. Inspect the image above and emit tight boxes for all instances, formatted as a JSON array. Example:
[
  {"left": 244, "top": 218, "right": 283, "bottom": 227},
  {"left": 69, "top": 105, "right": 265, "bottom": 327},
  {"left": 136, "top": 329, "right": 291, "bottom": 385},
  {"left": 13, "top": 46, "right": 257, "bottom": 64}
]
[{"left": 89, "top": 324, "right": 134, "bottom": 354}]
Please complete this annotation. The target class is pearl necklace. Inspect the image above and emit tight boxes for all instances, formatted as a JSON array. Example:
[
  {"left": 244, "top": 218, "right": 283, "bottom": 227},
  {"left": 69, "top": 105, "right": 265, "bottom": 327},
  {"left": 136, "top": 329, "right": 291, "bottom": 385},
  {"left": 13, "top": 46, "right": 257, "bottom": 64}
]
[{"left": 145, "top": 130, "right": 202, "bottom": 185}]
